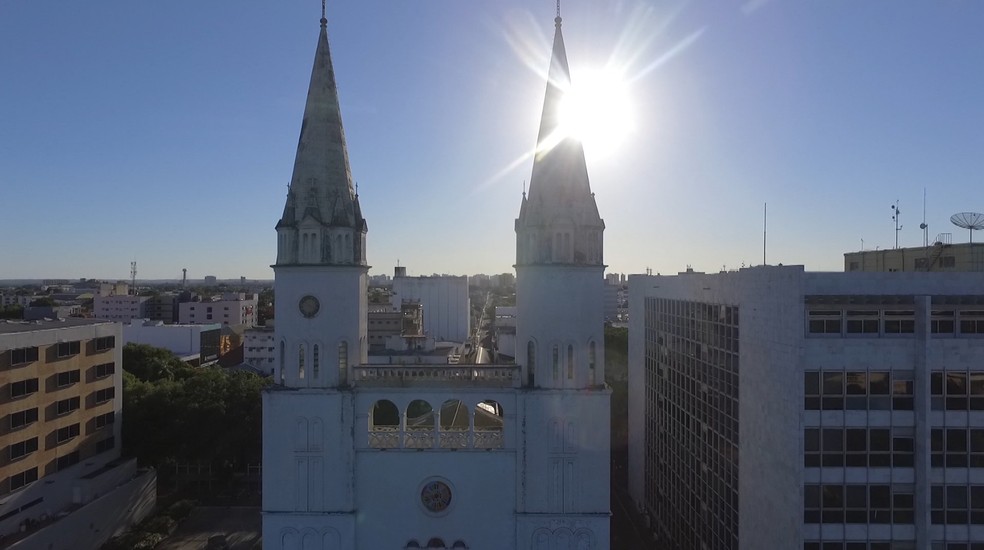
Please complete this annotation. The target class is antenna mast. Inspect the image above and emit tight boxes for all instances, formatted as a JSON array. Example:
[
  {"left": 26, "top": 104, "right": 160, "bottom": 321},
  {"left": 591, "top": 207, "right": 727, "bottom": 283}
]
[
  {"left": 891, "top": 201, "right": 902, "bottom": 249},
  {"left": 763, "top": 202, "right": 767, "bottom": 265},
  {"left": 130, "top": 261, "right": 137, "bottom": 295},
  {"left": 919, "top": 188, "right": 928, "bottom": 247}
]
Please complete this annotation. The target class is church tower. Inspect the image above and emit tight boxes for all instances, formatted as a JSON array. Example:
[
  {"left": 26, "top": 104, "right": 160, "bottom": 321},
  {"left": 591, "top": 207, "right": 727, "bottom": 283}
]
[
  {"left": 273, "top": 11, "right": 368, "bottom": 389},
  {"left": 515, "top": 13, "right": 606, "bottom": 390},
  {"left": 514, "top": 13, "right": 611, "bottom": 546}
]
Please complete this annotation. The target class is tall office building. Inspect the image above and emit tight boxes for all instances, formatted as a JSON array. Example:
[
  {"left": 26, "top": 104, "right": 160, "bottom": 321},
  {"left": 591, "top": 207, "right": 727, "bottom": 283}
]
[
  {"left": 261, "top": 8, "right": 610, "bottom": 549},
  {"left": 627, "top": 266, "right": 984, "bottom": 549}
]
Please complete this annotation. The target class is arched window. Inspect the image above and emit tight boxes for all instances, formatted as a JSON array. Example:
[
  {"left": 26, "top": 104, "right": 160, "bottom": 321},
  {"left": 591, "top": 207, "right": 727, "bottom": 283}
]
[
  {"left": 474, "top": 400, "right": 504, "bottom": 449},
  {"left": 439, "top": 399, "right": 468, "bottom": 449},
  {"left": 426, "top": 538, "right": 446, "bottom": 549},
  {"left": 405, "top": 400, "right": 435, "bottom": 449},
  {"left": 588, "top": 341, "right": 596, "bottom": 385},
  {"left": 369, "top": 400, "right": 399, "bottom": 449},
  {"left": 567, "top": 344, "right": 574, "bottom": 380},
  {"left": 552, "top": 345, "right": 559, "bottom": 381},
  {"left": 298, "top": 344, "right": 305, "bottom": 379},
  {"left": 312, "top": 345, "right": 320, "bottom": 379},
  {"left": 279, "top": 341, "right": 285, "bottom": 384},
  {"left": 527, "top": 340, "right": 536, "bottom": 387},
  {"left": 338, "top": 341, "right": 348, "bottom": 383}
]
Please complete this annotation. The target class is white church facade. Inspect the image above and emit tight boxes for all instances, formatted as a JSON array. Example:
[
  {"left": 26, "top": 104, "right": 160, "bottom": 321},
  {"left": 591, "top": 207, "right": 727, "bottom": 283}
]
[{"left": 262, "top": 9, "right": 611, "bottom": 550}]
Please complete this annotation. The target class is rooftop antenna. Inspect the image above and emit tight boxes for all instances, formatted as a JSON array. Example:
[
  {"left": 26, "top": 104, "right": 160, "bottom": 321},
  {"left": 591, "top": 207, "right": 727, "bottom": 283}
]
[
  {"left": 891, "top": 201, "right": 902, "bottom": 249},
  {"left": 950, "top": 212, "right": 984, "bottom": 244},
  {"left": 919, "top": 188, "right": 928, "bottom": 247},
  {"left": 130, "top": 261, "right": 137, "bottom": 295},
  {"left": 182, "top": 268, "right": 188, "bottom": 288},
  {"left": 557, "top": 0, "right": 561, "bottom": 17}
]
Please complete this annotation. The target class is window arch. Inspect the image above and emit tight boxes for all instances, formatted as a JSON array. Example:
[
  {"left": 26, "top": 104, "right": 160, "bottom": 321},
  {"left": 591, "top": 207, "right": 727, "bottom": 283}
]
[
  {"left": 527, "top": 340, "right": 536, "bottom": 387},
  {"left": 405, "top": 400, "right": 435, "bottom": 449},
  {"left": 279, "top": 340, "right": 285, "bottom": 384},
  {"left": 567, "top": 344, "right": 574, "bottom": 380},
  {"left": 298, "top": 344, "right": 305, "bottom": 379},
  {"left": 552, "top": 345, "right": 559, "bottom": 381},
  {"left": 338, "top": 341, "right": 348, "bottom": 384},
  {"left": 369, "top": 400, "right": 400, "bottom": 449}
]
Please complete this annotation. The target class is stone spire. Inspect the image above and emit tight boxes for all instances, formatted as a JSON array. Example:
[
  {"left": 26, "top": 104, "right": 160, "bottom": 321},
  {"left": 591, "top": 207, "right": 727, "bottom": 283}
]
[
  {"left": 276, "top": 13, "right": 367, "bottom": 266},
  {"left": 515, "top": 15, "right": 604, "bottom": 267}
]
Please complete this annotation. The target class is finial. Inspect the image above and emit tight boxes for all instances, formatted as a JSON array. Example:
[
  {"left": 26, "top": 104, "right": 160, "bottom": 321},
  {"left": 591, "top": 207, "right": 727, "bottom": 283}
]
[
  {"left": 320, "top": 0, "right": 327, "bottom": 27},
  {"left": 555, "top": 0, "right": 562, "bottom": 25},
  {"left": 522, "top": 180, "right": 527, "bottom": 197},
  {"left": 355, "top": 181, "right": 359, "bottom": 196}
]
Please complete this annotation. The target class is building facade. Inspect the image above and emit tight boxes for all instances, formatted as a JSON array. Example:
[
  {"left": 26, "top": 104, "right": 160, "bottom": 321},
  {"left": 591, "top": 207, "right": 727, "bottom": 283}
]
[
  {"left": 0, "top": 319, "right": 153, "bottom": 547},
  {"left": 845, "top": 241, "right": 984, "bottom": 273},
  {"left": 178, "top": 293, "right": 257, "bottom": 327},
  {"left": 93, "top": 294, "right": 148, "bottom": 323},
  {"left": 627, "top": 266, "right": 984, "bottom": 549},
  {"left": 391, "top": 275, "right": 470, "bottom": 343},
  {"left": 244, "top": 325, "right": 276, "bottom": 375},
  {"left": 262, "top": 10, "right": 610, "bottom": 550}
]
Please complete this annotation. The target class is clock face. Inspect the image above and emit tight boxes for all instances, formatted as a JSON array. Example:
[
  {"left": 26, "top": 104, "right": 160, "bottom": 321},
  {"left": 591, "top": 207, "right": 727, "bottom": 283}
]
[
  {"left": 420, "top": 480, "right": 452, "bottom": 513},
  {"left": 298, "top": 295, "right": 320, "bottom": 318}
]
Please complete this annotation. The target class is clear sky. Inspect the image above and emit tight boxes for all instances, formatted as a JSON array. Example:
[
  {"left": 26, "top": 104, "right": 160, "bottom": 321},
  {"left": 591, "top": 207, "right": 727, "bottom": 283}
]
[{"left": 2, "top": 0, "right": 982, "bottom": 280}]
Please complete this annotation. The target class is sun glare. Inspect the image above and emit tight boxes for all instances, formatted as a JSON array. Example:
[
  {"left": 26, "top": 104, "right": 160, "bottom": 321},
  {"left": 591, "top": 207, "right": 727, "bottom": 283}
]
[{"left": 557, "top": 68, "right": 635, "bottom": 160}]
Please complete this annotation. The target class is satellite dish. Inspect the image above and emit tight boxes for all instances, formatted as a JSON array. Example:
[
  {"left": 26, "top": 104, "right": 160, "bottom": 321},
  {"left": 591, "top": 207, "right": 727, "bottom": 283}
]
[{"left": 950, "top": 212, "right": 984, "bottom": 244}]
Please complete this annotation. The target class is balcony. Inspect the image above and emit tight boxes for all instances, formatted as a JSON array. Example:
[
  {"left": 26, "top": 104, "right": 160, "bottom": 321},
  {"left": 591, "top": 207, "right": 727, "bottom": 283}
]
[{"left": 352, "top": 364, "right": 521, "bottom": 388}]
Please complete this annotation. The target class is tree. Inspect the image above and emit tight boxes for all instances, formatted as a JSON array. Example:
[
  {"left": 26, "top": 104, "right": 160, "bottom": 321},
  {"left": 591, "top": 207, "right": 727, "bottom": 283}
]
[
  {"left": 123, "top": 343, "right": 194, "bottom": 382},
  {"left": 29, "top": 296, "right": 56, "bottom": 307}
]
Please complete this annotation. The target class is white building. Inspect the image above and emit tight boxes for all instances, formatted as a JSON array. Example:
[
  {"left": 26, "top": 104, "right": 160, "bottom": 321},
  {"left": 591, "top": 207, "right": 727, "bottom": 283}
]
[
  {"left": 262, "top": 10, "right": 610, "bottom": 549},
  {"left": 391, "top": 275, "right": 470, "bottom": 344},
  {"left": 178, "top": 292, "right": 257, "bottom": 327},
  {"left": 627, "top": 266, "right": 984, "bottom": 549},
  {"left": 122, "top": 319, "right": 222, "bottom": 364},
  {"left": 93, "top": 294, "right": 149, "bottom": 322},
  {"left": 244, "top": 325, "right": 276, "bottom": 375}
]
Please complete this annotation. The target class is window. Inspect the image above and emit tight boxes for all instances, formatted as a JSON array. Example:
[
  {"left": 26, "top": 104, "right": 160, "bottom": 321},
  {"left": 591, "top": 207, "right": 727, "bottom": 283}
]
[
  {"left": 56, "top": 450, "right": 80, "bottom": 471},
  {"left": 56, "top": 396, "right": 80, "bottom": 416},
  {"left": 9, "top": 437, "right": 38, "bottom": 460},
  {"left": 808, "top": 310, "right": 842, "bottom": 334},
  {"left": 298, "top": 344, "right": 305, "bottom": 379},
  {"left": 94, "top": 362, "right": 115, "bottom": 378},
  {"left": 56, "top": 340, "right": 81, "bottom": 357},
  {"left": 883, "top": 311, "right": 915, "bottom": 334},
  {"left": 566, "top": 345, "right": 574, "bottom": 380},
  {"left": 56, "top": 423, "right": 80, "bottom": 443},
  {"left": 56, "top": 369, "right": 80, "bottom": 387},
  {"left": 95, "top": 411, "right": 116, "bottom": 429},
  {"left": 312, "top": 345, "right": 319, "bottom": 379},
  {"left": 930, "top": 484, "right": 984, "bottom": 525},
  {"left": 959, "top": 311, "right": 984, "bottom": 334},
  {"left": 846, "top": 310, "right": 879, "bottom": 334},
  {"left": 9, "top": 467, "right": 38, "bottom": 491},
  {"left": 9, "top": 408, "right": 38, "bottom": 429},
  {"left": 94, "top": 387, "right": 115, "bottom": 404},
  {"left": 527, "top": 341, "right": 536, "bottom": 387},
  {"left": 93, "top": 336, "right": 115, "bottom": 351},
  {"left": 10, "top": 378, "right": 39, "bottom": 398},
  {"left": 10, "top": 346, "right": 39, "bottom": 365},
  {"left": 552, "top": 345, "right": 559, "bottom": 381}
]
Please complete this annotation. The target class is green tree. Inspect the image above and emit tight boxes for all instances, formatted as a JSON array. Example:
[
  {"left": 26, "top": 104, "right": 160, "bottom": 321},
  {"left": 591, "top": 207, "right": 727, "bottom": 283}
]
[{"left": 123, "top": 343, "right": 194, "bottom": 382}]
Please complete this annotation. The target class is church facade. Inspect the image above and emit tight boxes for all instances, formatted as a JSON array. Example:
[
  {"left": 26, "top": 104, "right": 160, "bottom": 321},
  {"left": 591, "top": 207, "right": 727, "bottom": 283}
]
[{"left": 262, "top": 10, "right": 611, "bottom": 550}]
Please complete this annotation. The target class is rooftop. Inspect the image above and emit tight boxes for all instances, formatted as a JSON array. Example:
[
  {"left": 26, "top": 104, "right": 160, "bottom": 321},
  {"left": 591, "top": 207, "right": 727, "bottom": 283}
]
[{"left": 0, "top": 317, "right": 114, "bottom": 335}]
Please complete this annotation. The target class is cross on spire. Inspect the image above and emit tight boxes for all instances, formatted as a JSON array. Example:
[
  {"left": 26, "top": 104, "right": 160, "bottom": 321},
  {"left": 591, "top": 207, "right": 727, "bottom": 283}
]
[{"left": 321, "top": 0, "right": 327, "bottom": 26}]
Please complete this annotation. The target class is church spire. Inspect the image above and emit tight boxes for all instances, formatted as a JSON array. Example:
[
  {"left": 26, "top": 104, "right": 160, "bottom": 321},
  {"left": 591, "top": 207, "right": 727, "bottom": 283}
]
[
  {"left": 276, "top": 9, "right": 367, "bottom": 266},
  {"left": 515, "top": 13, "right": 604, "bottom": 267}
]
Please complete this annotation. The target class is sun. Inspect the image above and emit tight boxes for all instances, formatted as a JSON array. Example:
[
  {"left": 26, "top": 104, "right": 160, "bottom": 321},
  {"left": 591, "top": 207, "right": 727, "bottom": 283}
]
[{"left": 556, "top": 67, "right": 634, "bottom": 160}]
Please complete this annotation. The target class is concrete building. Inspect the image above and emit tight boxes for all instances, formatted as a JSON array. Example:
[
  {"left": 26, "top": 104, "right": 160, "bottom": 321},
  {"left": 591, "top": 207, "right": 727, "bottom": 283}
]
[
  {"left": 122, "top": 319, "right": 221, "bottom": 365},
  {"left": 627, "top": 266, "right": 984, "bottom": 549},
  {"left": 144, "top": 293, "right": 179, "bottom": 324},
  {"left": 845, "top": 240, "right": 984, "bottom": 273},
  {"left": 243, "top": 325, "right": 276, "bottom": 375},
  {"left": 262, "top": 10, "right": 610, "bottom": 549},
  {"left": 178, "top": 293, "right": 257, "bottom": 327},
  {"left": 391, "top": 274, "right": 470, "bottom": 343},
  {"left": 92, "top": 294, "right": 149, "bottom": 323},
  {"left": 0, "top": 319, "right": 155, "bottom": 548}
]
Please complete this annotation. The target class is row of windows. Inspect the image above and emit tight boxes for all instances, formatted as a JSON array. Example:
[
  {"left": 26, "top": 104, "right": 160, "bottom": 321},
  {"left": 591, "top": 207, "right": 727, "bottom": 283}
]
[
  {"left": 804, "top": 427, "right": 912, "bottom": 468},
  {"left": 807, "top": 309, "right": 984, "bottom": 336},
  {"left": 9, "top": 368, "right": 115, "bottom": 399},
  {"left": 931, "top": 428, "right": 984, "bottom": 467},
  {"left": 805, "top": 542, "right": 916, "bottom": 550},
  {"left": 930, "top": 371, "right": 984, "bottom": 410},
  {"left": 7, "top": 338, "right": 113, "bottom": 367},
  {"left": 932, "top": 485, "right": 984, "bottom": 524},
  {"left": 4, "top": 435, "right": 116, "bottom": 495},
  {"left": 9, "top": 437, "right": 38, "bottom": 460},
  {"left": 804, "top": 370, "right": 912, "bottom": 410},
  {"left": 804, "top": 484, "right": 914, "bottom": 524}
]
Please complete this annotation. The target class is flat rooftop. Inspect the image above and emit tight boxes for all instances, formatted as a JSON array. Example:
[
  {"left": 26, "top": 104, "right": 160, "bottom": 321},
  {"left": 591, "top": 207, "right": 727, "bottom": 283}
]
[{"left": 0, "top": 317, "right": 114, "bottom": 335}]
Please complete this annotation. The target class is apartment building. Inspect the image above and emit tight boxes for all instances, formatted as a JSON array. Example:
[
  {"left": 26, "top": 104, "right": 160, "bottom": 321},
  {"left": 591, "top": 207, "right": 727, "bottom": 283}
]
[
  {"left": 0, "top": 319, "right": 153, "bottom": 547},
  {"left": 628, "top": 266, "right": 984, "bottom": 550},
  {"left": 178, "top": 293, "right": 257, "bottom": 327}
]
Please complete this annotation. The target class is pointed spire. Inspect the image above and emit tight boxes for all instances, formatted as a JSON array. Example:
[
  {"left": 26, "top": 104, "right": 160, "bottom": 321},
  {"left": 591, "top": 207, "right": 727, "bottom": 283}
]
[
  {"left": 515, "top": 12, "right": 604, "bottom": 267},
  {"left": 276, "top": 8, "right": 367, "bottom": 266}
]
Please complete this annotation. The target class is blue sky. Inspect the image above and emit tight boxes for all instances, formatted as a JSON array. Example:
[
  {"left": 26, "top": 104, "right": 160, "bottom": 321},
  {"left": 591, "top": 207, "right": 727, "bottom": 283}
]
[{"left": 1, "top": 0, "right": 982, "bottom": 280}]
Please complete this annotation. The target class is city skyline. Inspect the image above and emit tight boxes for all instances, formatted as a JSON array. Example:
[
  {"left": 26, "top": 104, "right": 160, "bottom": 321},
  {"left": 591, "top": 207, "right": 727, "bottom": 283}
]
[{"left": 2, "top": 1, "right": 982, "bottom": 280}]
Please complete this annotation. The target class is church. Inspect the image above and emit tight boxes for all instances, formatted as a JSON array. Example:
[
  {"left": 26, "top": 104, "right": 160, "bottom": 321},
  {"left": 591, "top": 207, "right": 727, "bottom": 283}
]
[{"left": 262, "top": 7, "right": 611, "bottom": 549}]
